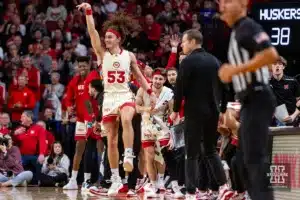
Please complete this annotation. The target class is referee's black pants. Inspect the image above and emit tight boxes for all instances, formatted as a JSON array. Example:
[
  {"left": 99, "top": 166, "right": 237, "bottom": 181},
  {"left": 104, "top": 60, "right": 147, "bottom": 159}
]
[
  {"left": 184, "top": 115, "right": 227, "bottom": 194},
  {"left": 238, "top": 88, "right": 275, "bottom": 200}
]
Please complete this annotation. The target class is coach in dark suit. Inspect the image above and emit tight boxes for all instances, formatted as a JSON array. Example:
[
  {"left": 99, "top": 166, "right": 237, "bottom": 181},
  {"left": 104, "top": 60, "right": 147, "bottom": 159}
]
[{"left": 170, "top": 29, "right": 228, "bottom": 198}]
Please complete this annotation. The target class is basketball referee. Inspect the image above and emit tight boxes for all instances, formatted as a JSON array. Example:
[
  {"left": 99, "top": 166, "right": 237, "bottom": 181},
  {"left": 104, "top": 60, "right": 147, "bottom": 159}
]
[
  {"left": 170, "top": 29, "right": 229, "bottom": 199},
  {"left": 218, "top": 0, "right": 279, "bottom": 199}
]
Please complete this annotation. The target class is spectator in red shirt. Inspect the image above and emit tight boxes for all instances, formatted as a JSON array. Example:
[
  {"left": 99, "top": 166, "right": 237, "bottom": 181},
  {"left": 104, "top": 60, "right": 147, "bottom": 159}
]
[
  {"left": 0, "top": 113, "right": 11, "bottom": 136},
  {"left": 178, "top": 1, "right": 192, "bottom": 25},
  {"left": 16, "top": 55, "right": 41, "bottom": 121},
  {"left": 7, "top": 75, "right": 36, "bottom": 126},
  {"left": 13, "top": 110, "right": 47, "bottom": 184},
  {"left": 144, "top": 14, "right": 162, "bottom": 50}
]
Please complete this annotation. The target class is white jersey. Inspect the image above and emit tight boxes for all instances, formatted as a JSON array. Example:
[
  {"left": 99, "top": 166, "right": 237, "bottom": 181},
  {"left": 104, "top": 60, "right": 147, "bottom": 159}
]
[
  {"left": 102, "top": 50, "right": 131, "bottom": 93},
  {"left": 142, "top": 86, "right": 173, "bottom": 121}
]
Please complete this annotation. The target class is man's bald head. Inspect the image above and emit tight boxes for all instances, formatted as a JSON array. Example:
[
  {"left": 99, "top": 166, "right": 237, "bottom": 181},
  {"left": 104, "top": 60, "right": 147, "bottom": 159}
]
[{"left": 219, "top": 0, "right": 248, "bottom": 27}]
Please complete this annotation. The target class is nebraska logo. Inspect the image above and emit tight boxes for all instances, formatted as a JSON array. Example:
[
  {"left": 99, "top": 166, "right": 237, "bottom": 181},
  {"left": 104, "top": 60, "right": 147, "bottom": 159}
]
[
  {"left": 113, "top": 62, "right": 120, "bottom": 68},
  {"left": 267, "top": 163, "right": 290, "bottom": 190}
]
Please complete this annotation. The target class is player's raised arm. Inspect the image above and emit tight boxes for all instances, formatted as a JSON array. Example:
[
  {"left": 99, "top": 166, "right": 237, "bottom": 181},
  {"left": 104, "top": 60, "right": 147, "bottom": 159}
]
[{"left": 77, "top": 3, "right": 104, "bottom": 62}]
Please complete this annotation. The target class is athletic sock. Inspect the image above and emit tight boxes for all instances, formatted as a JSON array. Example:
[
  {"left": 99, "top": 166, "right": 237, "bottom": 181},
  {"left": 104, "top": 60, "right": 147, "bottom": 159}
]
[
  {"left": 84, "top": 173, "right": 91, "bottom": 182},
  {"left": 71, "top": 170, "right": 78, "bottom": 181}
]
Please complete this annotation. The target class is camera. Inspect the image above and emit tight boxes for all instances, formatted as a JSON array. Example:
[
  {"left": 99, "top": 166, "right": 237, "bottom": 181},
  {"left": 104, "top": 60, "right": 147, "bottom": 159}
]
[
  {"left": 47, "top": 157, "right": 54, "bottom": 165},
  {"left": 0, "top": 137, "right": 9, "bottom": 146}
]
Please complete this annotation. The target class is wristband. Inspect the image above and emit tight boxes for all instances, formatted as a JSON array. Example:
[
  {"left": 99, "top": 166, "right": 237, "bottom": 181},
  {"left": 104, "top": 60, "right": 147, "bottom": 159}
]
[
  {"left": 86, "top": 8, "right": 93, "bottom": 16},
  {"left": 147, "top": 88, "right": 153, "bottom": 95}
]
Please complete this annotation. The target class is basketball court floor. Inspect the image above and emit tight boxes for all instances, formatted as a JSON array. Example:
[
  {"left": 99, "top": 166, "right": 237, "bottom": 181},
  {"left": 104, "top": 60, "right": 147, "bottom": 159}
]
[{"left": 0, "top": 187, "right": 170, "bottom": 200}]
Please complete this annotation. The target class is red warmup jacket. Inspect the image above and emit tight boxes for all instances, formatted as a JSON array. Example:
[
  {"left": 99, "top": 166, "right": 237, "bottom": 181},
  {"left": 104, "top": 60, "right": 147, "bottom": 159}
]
[
  {"left": 165, "top": 51, "right": 177, "bottom": 70},
  {"left": 65, "top": 75, "right": 87, "bottom": 122},
  {"left": 7, "top": 87, "right": 36, "bottom": 121},
  {"left": 14, "top": 124, "right": 47, "bottom": 156},
  {"left": 14, "top": 66, "right": 41, "bottom": 101},
  {"left": 144, "top": 22, "right": 161, "bottom": 41},
  {"left": 0, "top": 82, "right": 6, "bottom": 112}
]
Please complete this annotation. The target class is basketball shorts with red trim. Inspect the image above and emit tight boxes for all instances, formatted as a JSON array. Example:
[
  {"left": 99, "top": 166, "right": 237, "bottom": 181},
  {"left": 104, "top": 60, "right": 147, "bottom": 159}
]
[
  {"left": 141, "top": 121, "right": 170, "bottom": 149},
  {"left": 102, "top": 92, "right": 135, "bottom": 123},
  {"left": 75, "top": 121, "right": 87, "bottom": 141},
  {"left": 75, "top": 121, "right": 102, "bottom": 141}
]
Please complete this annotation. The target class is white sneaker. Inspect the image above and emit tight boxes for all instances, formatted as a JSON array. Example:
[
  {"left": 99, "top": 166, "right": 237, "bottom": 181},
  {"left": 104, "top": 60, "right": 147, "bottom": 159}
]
[
  {"left": 145, "top": 183, "right": 159, "bottom": 198},
  {"left": 127, "top": 189, "right": 137, "bottom": 197},
  {"left": 135, "top": 177, "right": 148, "bottom": 191},
  {"left": 173, "top": 185, "right": 184, "bottom": 199},
  {"left": 63, "top": 179, "right": 78, "bottom": 190},
  {"left": 123, "top": 152, "right": 135, "bottom": 172},
  {"left": 157, "top": 178, "right": 165, "bottom": 191},
  {"left": 143, "top": 183, "right": 152, "bottom": 192},
  {"left": 107, "top": 175, "right": 123, "bottom": 196}
]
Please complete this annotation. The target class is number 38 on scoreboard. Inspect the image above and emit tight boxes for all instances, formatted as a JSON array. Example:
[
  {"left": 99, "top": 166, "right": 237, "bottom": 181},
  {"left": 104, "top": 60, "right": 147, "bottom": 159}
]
[{"left": 252, "top": 2, "right": 300, "bottom": 54}]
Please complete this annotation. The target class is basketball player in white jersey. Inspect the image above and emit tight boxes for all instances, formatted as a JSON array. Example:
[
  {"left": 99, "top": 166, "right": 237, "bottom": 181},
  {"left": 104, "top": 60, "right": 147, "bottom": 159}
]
[
  {"left": 77, "top": 3, "right": 156, "bottom": 196},
  {"left": 136, "top": 68, "right": 174, "bottom": 198}
]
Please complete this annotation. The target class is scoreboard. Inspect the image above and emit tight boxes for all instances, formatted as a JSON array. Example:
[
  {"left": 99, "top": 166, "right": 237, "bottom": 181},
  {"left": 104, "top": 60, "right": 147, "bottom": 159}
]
[{"left": 251, "top": 2, "right": 300, "bottom": 55}]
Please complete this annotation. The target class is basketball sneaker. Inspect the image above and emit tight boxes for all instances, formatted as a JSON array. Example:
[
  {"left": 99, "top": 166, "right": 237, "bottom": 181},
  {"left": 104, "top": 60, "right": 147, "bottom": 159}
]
[
  {"left": 123, "top": 151, "right": 135, "bottom": 172},
  {"left": 217, "top": 184, "right": 235, "bottom": 200},
  {"left": 81, "top": 179, "right": 93, "bottom": 192},
  {"left": 172, "top": 185, "right": 185, "bottom": 199},
  {"left": 107, "top": 175, "right": 123, "bottom": 196},
  {"left": 135, "top": 176, "right": 148, "bottom": 192},
  {"left": 127, "top": 189, "right": 138, "bottom": 197},
  {"left": 157, "top": 178, "right": 166, "bottom": 191},
  {"left": 145, "top": 183, "right": 159, "bottom": 198},
  {"left": 89, "top": 186, "right": 109, "bottom": 196},
  {"left": 231, "top": 191, "right": 251, "bottom": 200},
  {"left": 63, "top": 179, "right": 78, "bottom": 190}
]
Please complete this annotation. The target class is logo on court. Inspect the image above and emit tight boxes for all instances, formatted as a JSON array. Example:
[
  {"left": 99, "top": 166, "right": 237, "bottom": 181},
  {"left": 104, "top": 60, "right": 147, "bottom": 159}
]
[
  {"left": 267, "top": 163, "right": 290, "bottom": 190},
  {"left": 113, "top": 62, "right": 120, "bottom": 68}
]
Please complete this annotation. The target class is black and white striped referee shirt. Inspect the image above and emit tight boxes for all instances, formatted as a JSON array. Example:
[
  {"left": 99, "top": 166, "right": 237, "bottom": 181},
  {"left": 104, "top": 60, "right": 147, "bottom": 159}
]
[{"left": 228, "top": 17, "right": 272, "bottom": 93}]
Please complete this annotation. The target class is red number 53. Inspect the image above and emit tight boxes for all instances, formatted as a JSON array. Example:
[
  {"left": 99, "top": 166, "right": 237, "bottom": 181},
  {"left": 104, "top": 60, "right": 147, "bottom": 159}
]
[{"left": 107, "top": 71, "right": 125, "bottom": 83}]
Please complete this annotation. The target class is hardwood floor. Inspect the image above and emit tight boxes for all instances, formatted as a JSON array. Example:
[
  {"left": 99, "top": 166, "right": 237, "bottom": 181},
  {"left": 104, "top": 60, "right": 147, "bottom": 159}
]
[{"left": 0, "top": 187, "right": 168, "bottom": 200}]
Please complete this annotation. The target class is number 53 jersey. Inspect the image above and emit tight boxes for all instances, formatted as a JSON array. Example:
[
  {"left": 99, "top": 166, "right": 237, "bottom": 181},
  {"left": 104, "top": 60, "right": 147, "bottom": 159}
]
[
  {"left": 102, "top": 50, "right": 135, "bottom": 120},
  {"left": 102, "top": 50, "right": 132, "bottom": 93}
]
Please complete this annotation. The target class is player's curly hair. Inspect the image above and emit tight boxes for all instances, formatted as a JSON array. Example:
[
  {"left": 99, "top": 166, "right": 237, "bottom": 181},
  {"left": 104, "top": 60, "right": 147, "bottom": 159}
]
[{"left": 103, "top": 12, "right": 140, "bottom": 43}]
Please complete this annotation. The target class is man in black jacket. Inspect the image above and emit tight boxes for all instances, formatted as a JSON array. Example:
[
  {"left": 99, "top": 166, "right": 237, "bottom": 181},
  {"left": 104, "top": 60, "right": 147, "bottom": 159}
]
[{"left": 170, "top": 29, "right": 229, "bottom": 199}]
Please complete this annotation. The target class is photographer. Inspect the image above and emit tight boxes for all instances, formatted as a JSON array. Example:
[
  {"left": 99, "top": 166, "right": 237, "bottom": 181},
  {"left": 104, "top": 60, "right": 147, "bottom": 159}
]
[
  {"left": 40, "top": 141, "right": 70, "bottom": 187},
  {"left": 0, "top": 135, "right": 33, "bottom": 187}
]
